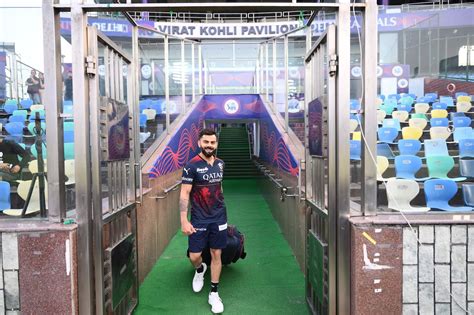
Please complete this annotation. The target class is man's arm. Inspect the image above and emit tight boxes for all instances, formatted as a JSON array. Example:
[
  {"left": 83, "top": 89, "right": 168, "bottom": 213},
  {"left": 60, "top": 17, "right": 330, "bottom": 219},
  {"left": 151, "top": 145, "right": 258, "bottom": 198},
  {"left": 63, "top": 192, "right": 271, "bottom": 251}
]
[{"left": 180, "top": 183, "right": 196, "bottom": 235}]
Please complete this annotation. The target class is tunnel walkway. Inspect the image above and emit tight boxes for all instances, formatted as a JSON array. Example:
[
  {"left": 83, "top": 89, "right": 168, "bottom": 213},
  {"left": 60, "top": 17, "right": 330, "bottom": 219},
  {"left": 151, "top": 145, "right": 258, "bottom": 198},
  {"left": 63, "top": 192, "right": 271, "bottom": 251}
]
[{"left": 135, "top": 179, "right": 308, "bottom": 314}]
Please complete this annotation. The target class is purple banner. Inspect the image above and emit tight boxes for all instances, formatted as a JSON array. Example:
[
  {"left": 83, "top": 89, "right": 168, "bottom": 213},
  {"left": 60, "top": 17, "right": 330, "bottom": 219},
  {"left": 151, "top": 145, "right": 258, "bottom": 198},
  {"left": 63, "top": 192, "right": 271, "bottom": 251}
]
[
  {"left": 0, "top": 52, "right": 6, "bottom": 99},
  {"left": 107, "top": 99, "right": 130, "bottom": 161}
]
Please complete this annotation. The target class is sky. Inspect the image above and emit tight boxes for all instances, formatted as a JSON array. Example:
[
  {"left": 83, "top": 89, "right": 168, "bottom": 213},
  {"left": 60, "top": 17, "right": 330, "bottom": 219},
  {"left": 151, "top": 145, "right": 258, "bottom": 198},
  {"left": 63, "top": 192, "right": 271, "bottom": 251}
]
[{"left": 0, "top": 0, "right": 73, "bottom": 71}]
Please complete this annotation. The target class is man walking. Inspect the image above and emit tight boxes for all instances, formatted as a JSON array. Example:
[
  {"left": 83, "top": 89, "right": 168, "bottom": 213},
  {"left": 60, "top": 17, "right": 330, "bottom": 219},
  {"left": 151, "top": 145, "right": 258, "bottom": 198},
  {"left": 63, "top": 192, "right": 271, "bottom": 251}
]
[
  {"left": 26, "top": 70, "right": 41, "bottom": 104},
  {"left": 180, "top": 128, "right": 227, "bottom": 314}
]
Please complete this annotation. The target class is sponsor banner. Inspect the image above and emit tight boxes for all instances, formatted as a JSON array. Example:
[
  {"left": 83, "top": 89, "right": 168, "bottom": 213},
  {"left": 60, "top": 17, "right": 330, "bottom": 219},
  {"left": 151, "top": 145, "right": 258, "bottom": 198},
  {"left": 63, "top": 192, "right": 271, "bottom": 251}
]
[
  {"left": 0, "top": 52, "right": 6, "bottom": 99},
  {"left": 308, "top": 98, "right": 323, "bottom": 157},
  {"left": 60, "top": 8, "right": 474, "bottom": 40}
]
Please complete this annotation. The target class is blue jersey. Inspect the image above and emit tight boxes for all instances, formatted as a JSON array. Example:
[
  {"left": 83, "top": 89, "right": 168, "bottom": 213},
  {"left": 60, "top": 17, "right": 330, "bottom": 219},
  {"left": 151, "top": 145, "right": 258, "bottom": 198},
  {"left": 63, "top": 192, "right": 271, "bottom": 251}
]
[{"left": 181, "top": 155, "right": 227, "bottom": 224}]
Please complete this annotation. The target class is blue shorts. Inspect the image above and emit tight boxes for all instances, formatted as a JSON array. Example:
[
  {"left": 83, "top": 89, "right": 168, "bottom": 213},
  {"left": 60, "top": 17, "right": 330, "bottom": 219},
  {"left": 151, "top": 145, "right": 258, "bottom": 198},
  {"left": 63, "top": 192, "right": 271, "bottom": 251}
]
[{"left": 188, "top": 222, "right": 228, "bottom": 253}]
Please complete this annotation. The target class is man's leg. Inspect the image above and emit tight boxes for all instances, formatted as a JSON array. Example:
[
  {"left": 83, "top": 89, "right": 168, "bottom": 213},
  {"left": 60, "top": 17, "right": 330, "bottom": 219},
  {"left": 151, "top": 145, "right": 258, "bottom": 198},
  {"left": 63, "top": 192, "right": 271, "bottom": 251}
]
[
  {"left": 189, "top": 251, "right": 203, "bottom": 269},
  {"left": 209, "top": 249, "right": 222, "bottom": 284}
]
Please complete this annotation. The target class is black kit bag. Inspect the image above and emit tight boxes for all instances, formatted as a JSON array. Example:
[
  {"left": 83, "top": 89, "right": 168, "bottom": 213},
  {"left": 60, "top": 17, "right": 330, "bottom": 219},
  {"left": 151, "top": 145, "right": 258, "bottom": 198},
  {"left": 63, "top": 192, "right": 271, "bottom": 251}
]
[{"left": 187, "top": 224, "right": 247, "bottom": 266}]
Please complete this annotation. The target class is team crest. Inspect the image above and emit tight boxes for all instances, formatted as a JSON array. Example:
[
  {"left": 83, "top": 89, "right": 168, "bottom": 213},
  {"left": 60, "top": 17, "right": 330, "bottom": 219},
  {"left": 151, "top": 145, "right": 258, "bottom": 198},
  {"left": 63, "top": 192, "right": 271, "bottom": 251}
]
[{"left": 218, "top": 163, "right": 223, "bottom": 171}]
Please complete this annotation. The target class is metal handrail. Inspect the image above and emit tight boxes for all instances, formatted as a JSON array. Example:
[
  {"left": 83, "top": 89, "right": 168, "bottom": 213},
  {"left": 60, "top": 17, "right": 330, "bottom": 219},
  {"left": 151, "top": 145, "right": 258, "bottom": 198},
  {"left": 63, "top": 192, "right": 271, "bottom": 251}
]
[{"left": 149, "top": 180, "right": 181, "bottom": 199}]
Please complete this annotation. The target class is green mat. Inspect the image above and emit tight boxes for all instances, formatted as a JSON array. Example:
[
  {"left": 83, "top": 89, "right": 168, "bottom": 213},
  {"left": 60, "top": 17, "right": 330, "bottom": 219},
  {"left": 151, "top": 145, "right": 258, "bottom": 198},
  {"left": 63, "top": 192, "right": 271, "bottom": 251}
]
[{"left": 134, "top": 179, "right": 308, "bottom": 315}]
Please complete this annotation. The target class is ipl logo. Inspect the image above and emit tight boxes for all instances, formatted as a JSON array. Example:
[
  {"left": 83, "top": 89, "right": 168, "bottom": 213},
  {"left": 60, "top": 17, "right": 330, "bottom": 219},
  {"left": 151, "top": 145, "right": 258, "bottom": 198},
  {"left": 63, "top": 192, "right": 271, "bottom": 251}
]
[{"left": 224, "top": 99, "right": 239, "bottom": 114}]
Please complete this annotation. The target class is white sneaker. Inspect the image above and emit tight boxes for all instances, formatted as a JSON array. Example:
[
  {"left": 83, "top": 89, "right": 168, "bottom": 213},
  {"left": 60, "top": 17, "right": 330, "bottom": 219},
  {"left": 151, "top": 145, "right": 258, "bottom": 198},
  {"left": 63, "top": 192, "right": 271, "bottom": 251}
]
[
  {"left": 192, "top": 262, "right": 207, "bottom": 292},
  {"left": 208, "top": 292, "right": 224, "bottom": 314}
]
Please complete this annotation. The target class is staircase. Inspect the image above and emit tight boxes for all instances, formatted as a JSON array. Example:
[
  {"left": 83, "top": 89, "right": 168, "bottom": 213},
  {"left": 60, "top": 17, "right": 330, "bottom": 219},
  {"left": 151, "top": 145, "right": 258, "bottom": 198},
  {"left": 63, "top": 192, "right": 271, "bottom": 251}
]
[{"left": 217, "top": 126, "right": 260, "bottom": 179}]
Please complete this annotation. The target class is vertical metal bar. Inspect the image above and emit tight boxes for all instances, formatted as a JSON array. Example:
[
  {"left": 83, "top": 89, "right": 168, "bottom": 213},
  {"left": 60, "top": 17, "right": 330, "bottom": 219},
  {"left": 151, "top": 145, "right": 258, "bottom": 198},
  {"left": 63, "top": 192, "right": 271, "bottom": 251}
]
[
  {"left": 181, "top": 40, "right": 185, "bottom": 110},
  {"left": 362, "top": 1, "right": 378, "bottom": 216},
  {"left": 284, "top": 35, "right": 289, "bottom": 132},
  {"left": 115, "top": 52, "right": 120, "bottom": 101},
  {"left": 164, "top": 36, "right": 170, "bottom": 132},
  {"left": 119, "top": 57, "right": 124, "bottom": 102},
  {"left": 198, "top": 44, "right": 203, "bottom": 94},
  {"left": 260, "top": 44, "right": 264, "bottom": 94},
  {"left": 336, "top": 4, "right": 351, "bottom": 313},
  {"left": 108, "top": 163, "right": 113, "bottom": 212},
  {"left": 104, "top": 47, "right": 110, "bottom": 98},
  {"left": 71, "top": 1, "right": 94, "bottom": 313},
  {"left": 131, "top": 26, "right": 140, "bottom": 203},
  {"left": 204, "top": 60, "right": 208, "bottom": 94},
  {"left": 192, "top": 43, "right": 195, "bottom": 102},
  {"left": 114, "top": 161, "right": 119, "bottom": 211},
  {"left": 272, "top": 39, "right": 277, "bottom": 113},
  {"left": 87, "top": 26, "right": 104, "bottom": 315},
  {"left": 265, "top": 42, "right": 269, "bottom": 101},
  {"left": 256, "top": 47, "right": 260, "bottom": 94},
  {"left": 43, "top": 0, "right": 65, "bottom": 222}
]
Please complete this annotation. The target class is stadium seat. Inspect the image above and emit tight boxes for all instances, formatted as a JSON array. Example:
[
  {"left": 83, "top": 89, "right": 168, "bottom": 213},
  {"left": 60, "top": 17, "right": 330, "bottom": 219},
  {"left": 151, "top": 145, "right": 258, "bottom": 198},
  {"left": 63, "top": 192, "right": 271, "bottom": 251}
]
[
  {"left": 430, "top": 127, "right": 451, "bottom": 140},
  {"left": 142, "top": 108, "right": 157, "bottom": 121},
  {"left": 64, "top": 143, "right": 74, "bottom": 160},
  {"left": 386, "top": 178, "right": 430, "bottom": 212},
  {"left": 4, "top": 122, "right": 24, "bottom": 138},
  {"left": 431, "top": 109, "right": 448, "bottom": 119},
  {"left": 409, "top": 118, "right": 428, "bottom": 130},
  {"left": 424, "top": 93, "right": 438, "bottom": 102},
  {"left": 392, "top": 111, "right": 409, "bottom": 123},
  {"left": 3, "top": 178, "right": 49, "bottom": 216},
  {"left": 425, "top": 179, "right": 472, "bottom": 211},
  {"left": 451, "top": 112, "right": 466, "bottom": 120},
  {"left": 414, "top": 103, "right": 430, "bottom": 114},
  {"left": 377, "top": 156, "right": 390, "bottom": 181},
  {"left": 381, "top": 98, "right": 397, "bottom": 113},
  {"left": 453, "top": 127, "right": 474, "bottom": 142},
  {"left": 395, "top": 155, "right": 429, "bottom": 181},
  {"left": 377, "top": 143, "right": 395, "bottom": 160},
  {"left": 139, "top": 100, "right": 151, "bottom": 112},
  {"left": 459, "top": 139, "right": 474, "bottom": 158},
  {"left": 424, "top": 139, "right": 449, "bottom": 157},
  {"left": 459, "top": 159, "right": 474, "bottom": 178},
  {"left": 453, "top": 116, "right": 471, "bottom": 128},
  {"left": 30, "top": 104, "right": 44, "bottom": 112},
  {"left": 0, "top": 181, "right": 11, "bottom": 211},
  {"left": 9, "top": 115, "right": 26, "bottom": 123},
  {"left": 13, "top": 109, "right": 28, "bottom": 117},
  {"left": 20, "top": 99, "right": 33, "bottom": 110},
  {"left": 426, "top": 156, "right": 465, "bottom": 181},
  {"left": 456, "top": 101, "right": 472, "bottom": 113},
  {"left": 4, "top": 102, "right": 18, "bottom": 114},
  {"left": 411, "top": 113, "right": 428, "bottom": 121},
  {"left": 382, "top": 118, "right": 401, "bottom": 131},
  {"left": 350, "top": 140, "right": 361, "bottom": 160},
  {"left": 455, "top": 92, "right": 468, "bottom": 98},
  {"left": 349, "top": 119, "right": 358, "bottom": 132},
  {"left": 377, "top": 110, "right": 386, "bottom": 124},
  {"left": 378, "top": 95, "right": 386, "bottom": 101},
  {"left": 30, "top": 143, "right": 48, "bottom": 159},
  {"left": 352, "top": 132, "right": 361, "bottom": 141},
  {"left": 402, "top": 126, "right": 423, "bottom": 140},
  {"left": 63, "top": 100, "right": 73, "bottom": 106},
  {"left": 430, "top": 118, "right": 449, "bottom": 127},
  {"left": 376, "top": 98, "right": 383, "bottom": 109},
  {"left": 350, "top": 99, "right": 361, "bottom": 111},
  {"left": 63, "top": 105, "right": 73, "bottom": 114},
  {"left": 29, "top": 110, "right": 46, "bottom": 121},
  {"left": 457, "top": 95, "right": 471, "bottom": 103},
  {"left": 64, "top": 130, "right": 74, "bottom": 143},
  {"left": 440, "top": 96, "right": 454, "bottom": 107},
  {"left": 398, "top": 139, "right": 421, "bottom": 156},
  {"left": 432, "top": 102, "right": 448, "bottom": 110},
  {"left": 397, "top": 99, "right": 413, "bottom": 113},
  {"left": 388, "top": 94, "right": 400, "bottom": 101},
  {"left": 462, "top": 184, "right": 474, "bottom": 207},
  {"left": 377, "top": 127, "right": 398, "bottom": 144}
]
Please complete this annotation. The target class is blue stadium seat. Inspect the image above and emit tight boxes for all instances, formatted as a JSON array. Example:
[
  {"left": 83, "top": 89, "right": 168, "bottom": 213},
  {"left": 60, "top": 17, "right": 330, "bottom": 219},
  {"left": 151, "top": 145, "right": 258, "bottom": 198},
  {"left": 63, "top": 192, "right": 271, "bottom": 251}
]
[
  {"left": 440, "top": 96, "right": 454, "bottom": 107},
  {"left": 459, "top": 139, "right": 474, "bottom": 158},
  {"left": 63, "top": 100, "right": 73, "bottom": 106},
  {"left": 424, "top": 139, "right": 449, "bottom": 157},
  {"left": 417, "top": 97, "right": 430, "bottom": 103},
  {"left": 462, "top": 184, "right": 474, "bottom": 207},
  {"left": 0, "top": 181, "right": 11, "bottom": 211},
  {"left": 395, "top": 155, "right": 429, "bottom": 181},
  {"left": 64, "top": 130, "right": 74, "bottom": 143},
  {"left": 388, "top": 94, "right": 400, "bottom": 101},
  {"left": 397, "top": 100, "right": 413, "bottom": 112},
  {"left": 430, "top": 118, "right": 449, "bottom": 127},
  {"left": 459, "top": 159, "right": 474, "bottom": 178},
  {"left": 453, "top": 116, "right": 471, "bottom": 128},
  {"left": 380, "top": 99, "right": 397, "bottom": 115},
  {"left": 450, "top": 112, "right": 466, "bottom": 120},
  {"left": 432, "top": 102, "right": 448, "bottom": 110},
  {"left": 350, "top": 99, "right": 361, "bottom": 111},
  {"left": 424, "top": 93, "right": 438, "bottom": 102},
  {"left": 150, "top": 100, "right": 163, "bottom": 114},
  {"left": 382, "top": 118, "right": 401, "bottom": 131},
  {"left": 378, "top": 95, "right": 385, "bottom": 101},
  {"left": 425, "top": 179, "right": 472, "bottom": 211},
  {"left": 20, "top": 99, "right": 33, "bottom": 110},
  {"left": 4, "top": 122, "right": 24, "bottom": 138},
  {"left": 377, "top": 143, "right": 395, "bottom": 160},
  {"left": 13, "top": 109, "right": 28, "bottom": 117},
  {"left": 9, "top": 115, "right": 26, "bottom": 123},
  {"left": 398, "top": 139, "right": 421, "bottom": 156},
  {"left": 453, "top": 127, "right": 474, "bottom": 142},
  {"left": 378, "top": 127, "right": 398, "bottom": 144},
  {"left": 4, "top": 102, "right": 18, "bottom": 114},
  {"left": 139, "top": 99, "right": 151, "bottom": 112},
  {"left": 350, "top": 140, "right": 361, "bottom": 160}
]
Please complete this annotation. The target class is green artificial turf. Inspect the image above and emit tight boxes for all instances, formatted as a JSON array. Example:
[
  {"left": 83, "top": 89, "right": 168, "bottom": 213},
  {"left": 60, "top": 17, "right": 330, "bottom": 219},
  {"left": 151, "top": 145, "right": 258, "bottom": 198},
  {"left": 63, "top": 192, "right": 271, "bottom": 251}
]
[{"left": 134, "top": 179, "right": 308, "bottom": 315}]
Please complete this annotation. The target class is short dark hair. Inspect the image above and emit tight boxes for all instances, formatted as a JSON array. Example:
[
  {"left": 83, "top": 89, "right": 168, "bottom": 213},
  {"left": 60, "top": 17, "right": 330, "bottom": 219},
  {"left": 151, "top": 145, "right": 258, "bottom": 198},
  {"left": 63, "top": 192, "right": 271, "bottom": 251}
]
[{"left": 199, "top": 128, "right": 217, "bottom": 139}]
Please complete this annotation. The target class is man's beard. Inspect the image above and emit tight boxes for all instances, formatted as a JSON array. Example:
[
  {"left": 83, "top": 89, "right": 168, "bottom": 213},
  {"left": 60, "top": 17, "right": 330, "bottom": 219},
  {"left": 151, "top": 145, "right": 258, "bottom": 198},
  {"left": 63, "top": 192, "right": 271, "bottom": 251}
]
[{"left": 201, "top": 147, "right": 216, "bottom": 158}]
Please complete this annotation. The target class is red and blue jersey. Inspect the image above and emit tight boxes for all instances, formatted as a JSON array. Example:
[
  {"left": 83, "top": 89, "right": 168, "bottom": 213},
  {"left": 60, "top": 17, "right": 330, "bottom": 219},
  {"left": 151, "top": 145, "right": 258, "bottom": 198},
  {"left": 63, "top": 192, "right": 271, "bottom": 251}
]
[{"left": 182, "top": 155, "right": 227, "bottom": 224}]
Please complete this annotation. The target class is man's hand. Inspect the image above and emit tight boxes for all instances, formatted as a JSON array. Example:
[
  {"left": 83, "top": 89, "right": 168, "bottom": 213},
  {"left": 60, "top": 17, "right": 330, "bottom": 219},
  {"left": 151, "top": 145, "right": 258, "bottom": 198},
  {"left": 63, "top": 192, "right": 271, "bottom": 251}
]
[
  {"left": 10, "top": 165, "right": 20, "bottom": 174},
  {"left": 0, "top": 163, "right": 11, "bottom": 172},
  {"left": 181, "top": 220, "right": 196, "bottom": 235}
]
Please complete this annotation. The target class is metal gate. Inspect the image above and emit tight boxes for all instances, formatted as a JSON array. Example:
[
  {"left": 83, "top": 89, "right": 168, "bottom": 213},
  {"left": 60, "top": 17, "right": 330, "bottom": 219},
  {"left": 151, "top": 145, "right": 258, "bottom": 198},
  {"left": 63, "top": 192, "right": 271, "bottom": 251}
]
[{"left": 87, "top": 26, "right": 140, "bottom": 315}]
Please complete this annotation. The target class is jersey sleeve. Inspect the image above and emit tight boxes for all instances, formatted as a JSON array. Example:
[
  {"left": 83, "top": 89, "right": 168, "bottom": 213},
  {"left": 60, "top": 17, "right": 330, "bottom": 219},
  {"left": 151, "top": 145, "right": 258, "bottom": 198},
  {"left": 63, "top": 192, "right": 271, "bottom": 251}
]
[{"left": 181, "top": 164, "right": 196, "bottom": 184}]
